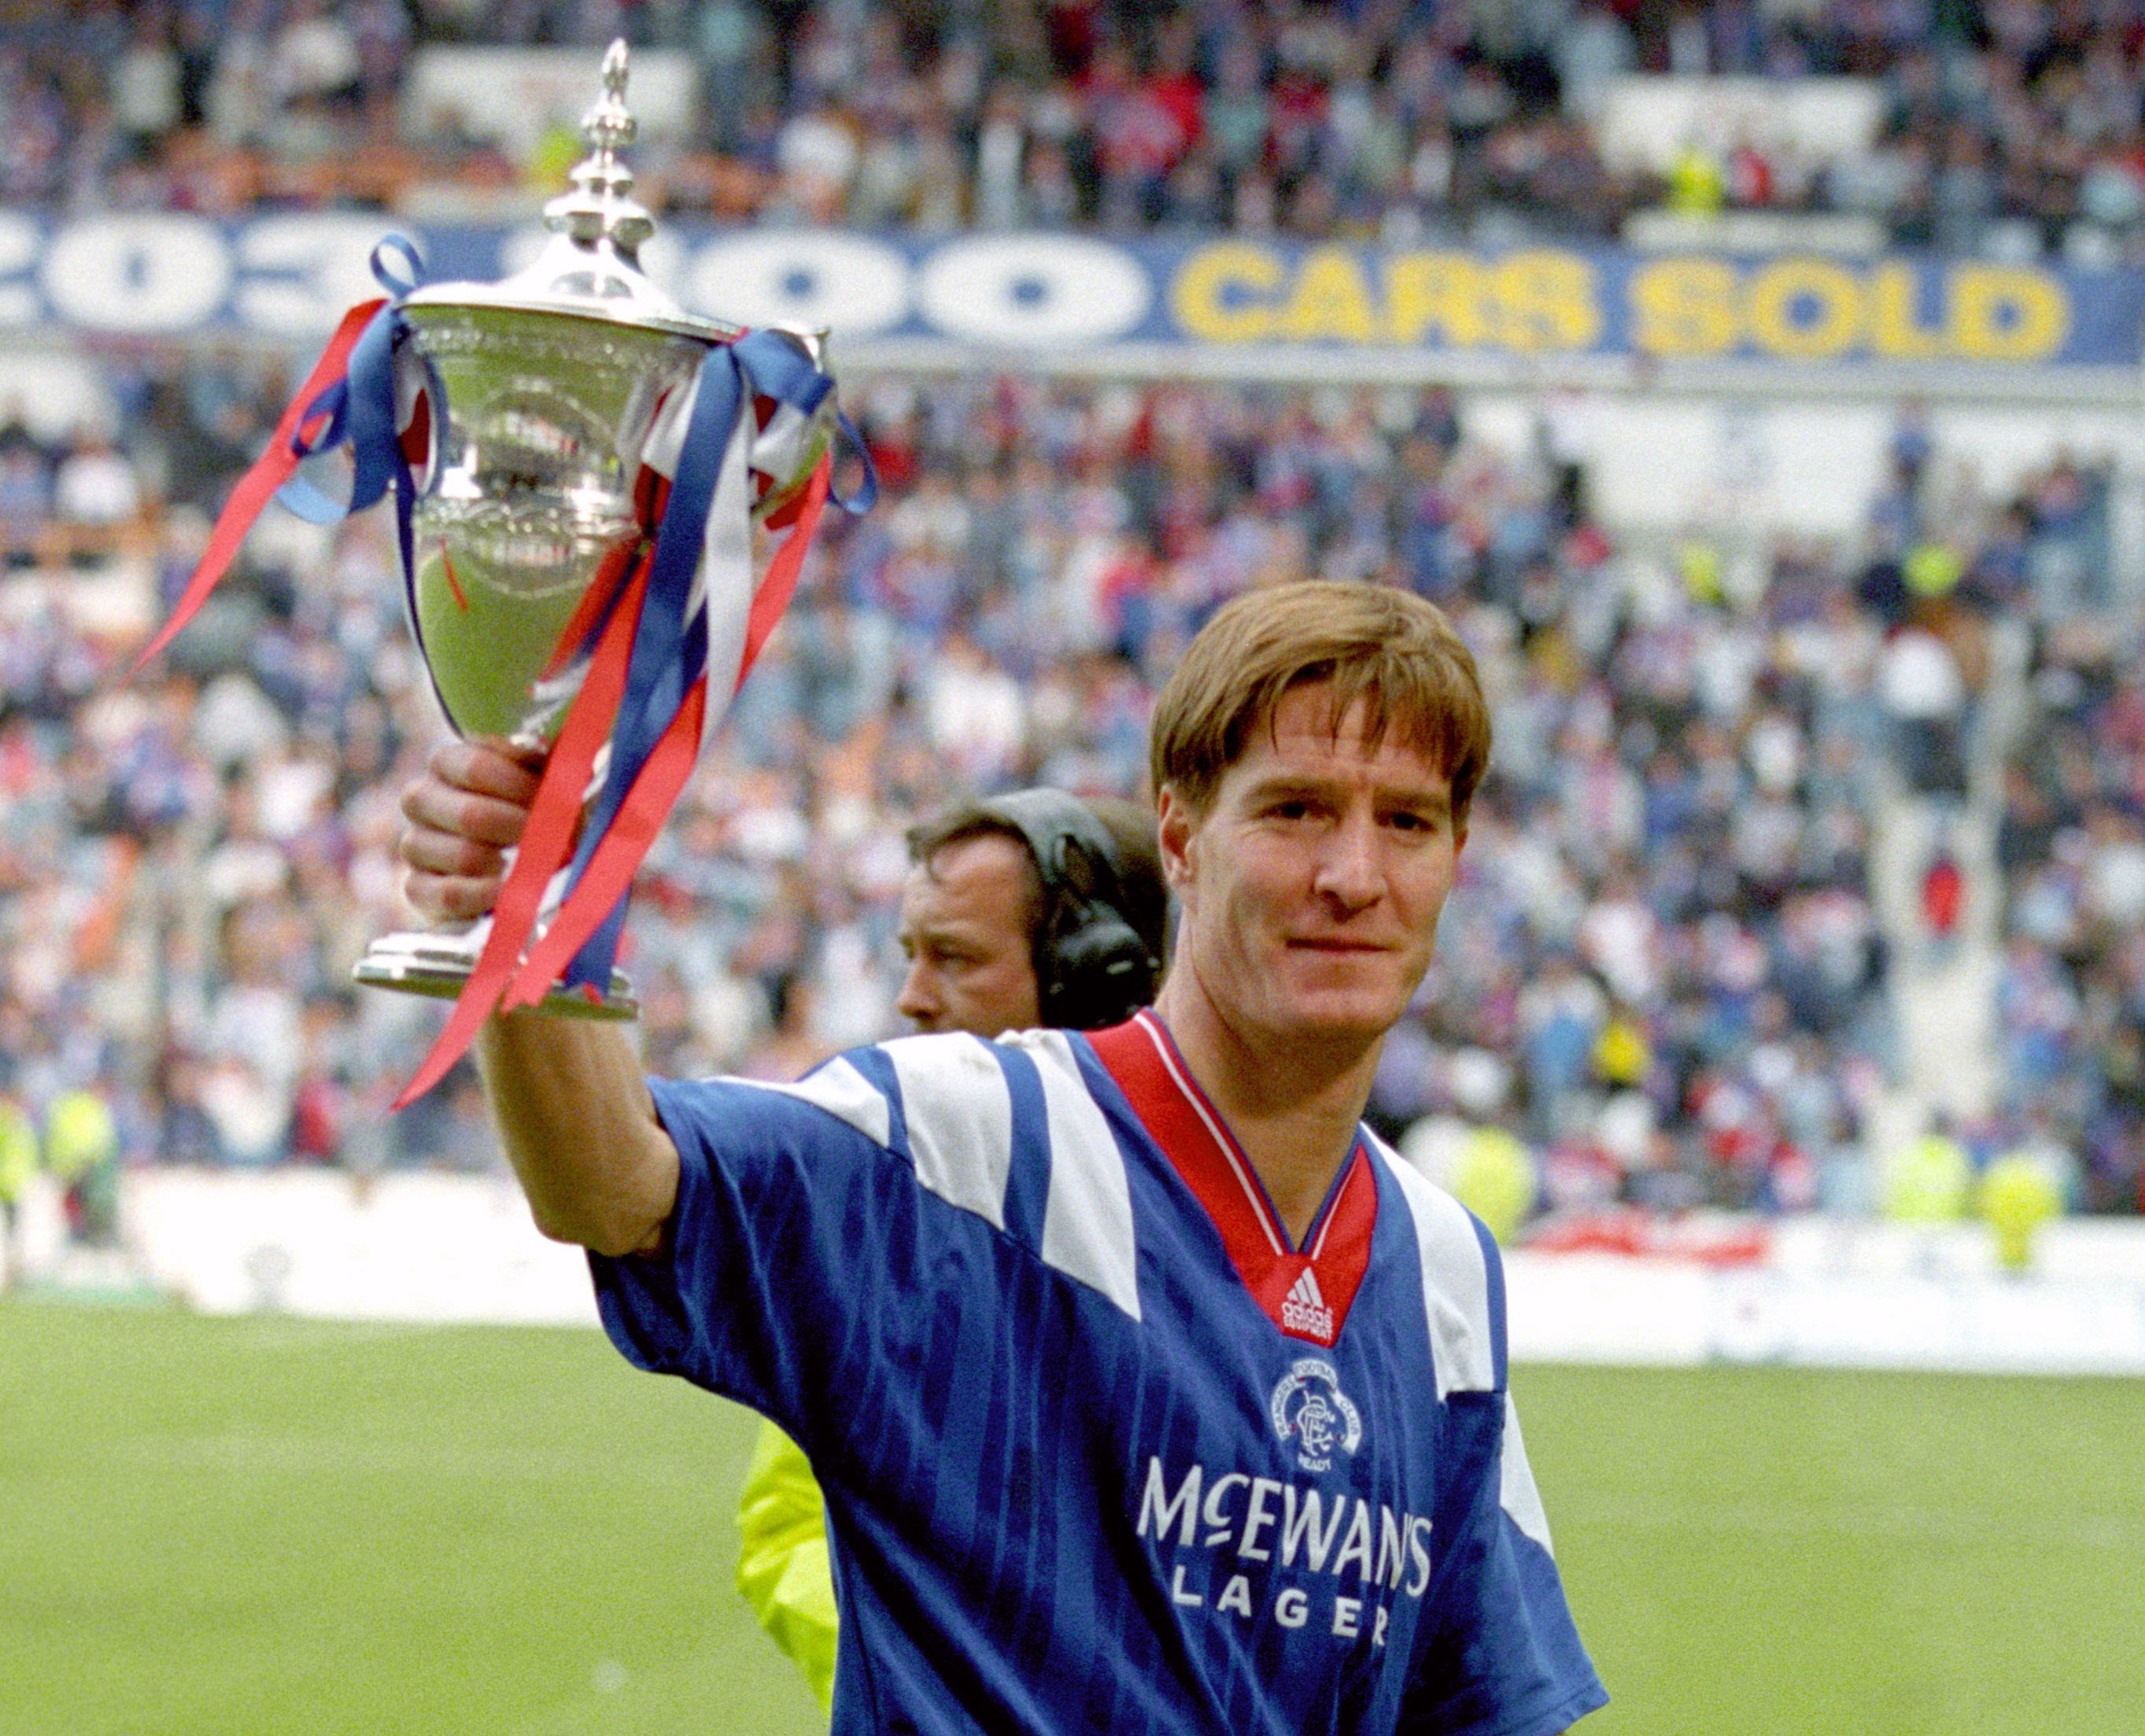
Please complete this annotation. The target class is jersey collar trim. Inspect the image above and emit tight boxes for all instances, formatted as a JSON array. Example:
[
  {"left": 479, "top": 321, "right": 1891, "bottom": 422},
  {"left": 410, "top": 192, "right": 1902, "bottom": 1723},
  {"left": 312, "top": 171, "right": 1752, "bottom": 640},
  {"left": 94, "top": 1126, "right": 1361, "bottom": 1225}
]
[{"left": 1086, "top": 1010, "right": 1376, "bottom": 1347}]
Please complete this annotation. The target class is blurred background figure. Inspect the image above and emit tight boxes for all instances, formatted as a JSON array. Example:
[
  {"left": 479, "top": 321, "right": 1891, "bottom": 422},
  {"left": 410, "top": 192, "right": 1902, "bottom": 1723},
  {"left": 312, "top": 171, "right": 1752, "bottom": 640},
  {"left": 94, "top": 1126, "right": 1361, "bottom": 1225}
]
[
  {"left": 1979, "top": 1144, "right": 2065, "bottom": 1276},
  {"left": 1882, "top": 1115, "right": 1972, "bottom": 1226},
  {"left": 0, "top": 1089, "right": 36, "bottom": 1287},
  {"left": 1445, "top": 1122, "right": 1541, "bottom": 1250},
  {"left": 43, "top": 1087, "right": 121, "bottom": 1250}
]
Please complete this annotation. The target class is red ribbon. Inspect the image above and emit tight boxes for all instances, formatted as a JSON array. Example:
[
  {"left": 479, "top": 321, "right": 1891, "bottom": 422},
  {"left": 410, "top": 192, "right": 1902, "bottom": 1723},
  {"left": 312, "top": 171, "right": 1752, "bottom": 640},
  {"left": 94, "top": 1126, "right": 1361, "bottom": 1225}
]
[
  {"left": 130, "top": 299, "right": 385, "bottom": 678},
  {"left": 391, "top": 549, "right": 652, "bottom": 1110},
  {"left": 737, "top": 452, "right": 829, "bottom": 692},
  {"left": 503, "top": 674, "right": 708, "bottom": 1008},
  {"left": 537, "top": 534, "right": 644, "bottom": 684},
  {"left": 500, "top": 451, "right": 830, "bottom": 1010}
]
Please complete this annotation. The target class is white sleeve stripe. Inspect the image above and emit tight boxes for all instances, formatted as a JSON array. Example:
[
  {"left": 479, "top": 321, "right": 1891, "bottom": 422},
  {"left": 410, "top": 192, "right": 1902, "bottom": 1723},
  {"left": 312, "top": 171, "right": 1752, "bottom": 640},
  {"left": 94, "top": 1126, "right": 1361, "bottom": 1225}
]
[
  {"left": 1018, "top": 1030, "right": 1142, "bottom": 1321},
  {"left": 1499, "top": 1391, "right": 1556, "bottom": 1557},
  {"left": 729, "top": 1057, "right": 890, "bottom": 1148},
  {"left": 1374, "top": 1136, "right": 1497, "bottom": 1398},
  {"left": 884, "top": 1033, "right": 1013, "bottom": 1231}
]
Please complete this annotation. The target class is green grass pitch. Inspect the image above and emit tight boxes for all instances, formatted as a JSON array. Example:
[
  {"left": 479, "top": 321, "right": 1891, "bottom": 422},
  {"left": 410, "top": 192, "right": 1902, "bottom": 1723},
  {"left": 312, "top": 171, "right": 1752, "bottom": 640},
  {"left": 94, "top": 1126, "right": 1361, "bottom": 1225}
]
[{"left": 4, "top": 1301, "right": 2140, "bottom": 1736}]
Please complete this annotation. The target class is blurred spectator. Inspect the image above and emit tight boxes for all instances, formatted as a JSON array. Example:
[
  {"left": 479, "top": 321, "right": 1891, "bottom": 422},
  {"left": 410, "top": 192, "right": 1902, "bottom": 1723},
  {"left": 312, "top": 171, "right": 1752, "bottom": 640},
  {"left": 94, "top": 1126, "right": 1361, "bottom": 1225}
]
[
  {"left": 1877, "top": 623, "right": 1969, "bottom": 798},
  {"left": 43, "top": 1085, "right": 122, "bottom": 1246},
  {"left": 1921, "top": 831, "right": 1964, "bottom": 946},
  {"left": 0, "top": 439, "right": 53, "bottom": 566},
  {"left": 0, "top": 1088, "right": 35, "bottom": 1283},
  {"left": 1882, "top": 1116, "right": 1973, "bottom": 1222},
  {"left": 51, "top": 428, "right": 143, "bottom": 545}
]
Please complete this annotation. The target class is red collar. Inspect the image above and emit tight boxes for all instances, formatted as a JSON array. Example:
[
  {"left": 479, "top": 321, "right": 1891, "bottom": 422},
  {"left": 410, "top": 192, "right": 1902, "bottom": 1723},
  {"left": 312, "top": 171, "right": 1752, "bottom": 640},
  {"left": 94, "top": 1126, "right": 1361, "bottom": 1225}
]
[{"left": 1087, "top": 1010, "right": 1376, "bottom": 1347}]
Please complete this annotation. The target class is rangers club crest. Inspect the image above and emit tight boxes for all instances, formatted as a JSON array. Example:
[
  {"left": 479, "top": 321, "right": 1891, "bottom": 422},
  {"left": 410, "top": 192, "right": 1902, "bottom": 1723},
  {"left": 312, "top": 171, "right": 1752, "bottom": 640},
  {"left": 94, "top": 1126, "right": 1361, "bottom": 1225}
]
[{"left": 1269, "top": 1357, "right": 1364, "bottom": 1473}]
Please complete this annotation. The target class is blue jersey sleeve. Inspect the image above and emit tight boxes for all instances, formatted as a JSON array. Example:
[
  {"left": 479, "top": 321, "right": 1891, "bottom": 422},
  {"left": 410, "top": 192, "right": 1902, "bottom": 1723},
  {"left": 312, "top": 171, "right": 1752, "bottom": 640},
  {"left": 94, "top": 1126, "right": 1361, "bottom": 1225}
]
[
  {"left": 588, "top": 1052, "right": 918, "bottom": 1450},
  {"left": 1401, "top": 1387, "right": 1608, "bottom": 1736}
]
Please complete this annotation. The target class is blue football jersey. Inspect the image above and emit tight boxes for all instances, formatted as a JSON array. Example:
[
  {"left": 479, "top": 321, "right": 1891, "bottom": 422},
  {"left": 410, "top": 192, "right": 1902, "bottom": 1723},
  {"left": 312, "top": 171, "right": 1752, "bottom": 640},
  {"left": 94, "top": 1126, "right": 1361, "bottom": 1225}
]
[{"left": 592, "top": 1011, "right": 1607, "bottom": 1735}]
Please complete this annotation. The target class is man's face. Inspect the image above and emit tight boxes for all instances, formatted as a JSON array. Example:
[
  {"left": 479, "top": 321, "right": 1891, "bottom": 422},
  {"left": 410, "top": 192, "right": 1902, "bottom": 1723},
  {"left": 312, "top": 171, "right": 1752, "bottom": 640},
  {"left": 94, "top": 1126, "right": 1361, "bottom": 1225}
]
[
  {"left": 1158, "top": 682, "right": 1466, "bottom": 1055},
  {"left": 895, "top": 833, "right": 1043, "bottom": 1037}
]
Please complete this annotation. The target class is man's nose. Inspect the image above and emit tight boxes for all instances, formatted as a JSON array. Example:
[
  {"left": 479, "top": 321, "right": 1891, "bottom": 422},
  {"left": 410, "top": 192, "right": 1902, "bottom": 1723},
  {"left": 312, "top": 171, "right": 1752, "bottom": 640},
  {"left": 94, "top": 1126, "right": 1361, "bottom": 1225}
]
[
  {"left": 896, "top": 962, "right": 940, "bottom": 1027},
  {"left": 1312, "top": 811, "right": 1382, "bottom": 909}
]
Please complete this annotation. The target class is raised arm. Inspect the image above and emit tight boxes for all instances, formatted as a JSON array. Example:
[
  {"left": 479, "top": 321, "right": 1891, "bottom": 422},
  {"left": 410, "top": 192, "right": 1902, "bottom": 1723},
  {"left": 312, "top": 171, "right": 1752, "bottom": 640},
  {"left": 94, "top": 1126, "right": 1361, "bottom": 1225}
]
[{"left": 400, "top": 737, "right": 678, "bottom": 1257}]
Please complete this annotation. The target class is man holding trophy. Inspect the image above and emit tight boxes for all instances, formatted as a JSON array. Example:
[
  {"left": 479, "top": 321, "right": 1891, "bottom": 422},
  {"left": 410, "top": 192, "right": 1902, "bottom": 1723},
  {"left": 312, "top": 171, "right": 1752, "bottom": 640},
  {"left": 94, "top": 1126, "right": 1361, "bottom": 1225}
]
[{"left": 399, "top": 579, "right": 1606, "bottom": 1736}]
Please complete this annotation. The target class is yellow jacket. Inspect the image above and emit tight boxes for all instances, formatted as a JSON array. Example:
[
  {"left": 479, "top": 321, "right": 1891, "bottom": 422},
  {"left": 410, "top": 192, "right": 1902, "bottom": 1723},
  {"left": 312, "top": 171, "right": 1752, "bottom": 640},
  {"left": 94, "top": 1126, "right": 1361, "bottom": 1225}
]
[
  {"left": 736, "top": 1420, "right": 839, "bottom": 1712},
  {"left": 0, "top": 1099, "right": 35, "bottom": 1205}
]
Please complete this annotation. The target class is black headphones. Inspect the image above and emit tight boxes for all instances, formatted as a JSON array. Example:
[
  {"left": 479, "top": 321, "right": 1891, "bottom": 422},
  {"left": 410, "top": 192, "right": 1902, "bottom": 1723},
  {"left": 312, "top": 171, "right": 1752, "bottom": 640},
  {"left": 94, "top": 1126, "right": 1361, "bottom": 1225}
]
[{"left": 977, "top": 789, "right": 1161, "bottom": 1031}]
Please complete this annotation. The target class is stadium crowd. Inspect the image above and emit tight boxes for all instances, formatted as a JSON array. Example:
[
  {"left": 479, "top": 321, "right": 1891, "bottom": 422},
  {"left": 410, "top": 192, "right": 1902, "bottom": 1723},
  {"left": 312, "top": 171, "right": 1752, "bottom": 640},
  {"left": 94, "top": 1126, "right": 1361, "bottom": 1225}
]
[
  {"left": 2, "top": 0, "right": 2143, "bottom": 1228},
  {"left": 2, "top": 342, "right": 2141, "bottom": 1221},
  {"left": 5, "top": 0, "right": 2145, "bottom": 257}
]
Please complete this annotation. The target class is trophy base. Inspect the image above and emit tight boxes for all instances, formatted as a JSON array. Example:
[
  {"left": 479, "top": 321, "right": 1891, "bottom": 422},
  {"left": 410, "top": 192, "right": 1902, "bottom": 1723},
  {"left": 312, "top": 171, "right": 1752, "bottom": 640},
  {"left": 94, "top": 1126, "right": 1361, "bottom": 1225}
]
[{"left": 353, "top": 930, "right": 639, "bottom": 1021}]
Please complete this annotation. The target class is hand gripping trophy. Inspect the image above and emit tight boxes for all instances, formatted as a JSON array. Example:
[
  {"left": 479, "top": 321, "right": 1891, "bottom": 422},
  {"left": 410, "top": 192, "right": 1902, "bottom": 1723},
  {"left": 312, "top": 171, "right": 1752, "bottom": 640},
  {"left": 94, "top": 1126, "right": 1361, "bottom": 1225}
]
[{"left": 134, "top": 42, "right": 871, "bottom": 1105}]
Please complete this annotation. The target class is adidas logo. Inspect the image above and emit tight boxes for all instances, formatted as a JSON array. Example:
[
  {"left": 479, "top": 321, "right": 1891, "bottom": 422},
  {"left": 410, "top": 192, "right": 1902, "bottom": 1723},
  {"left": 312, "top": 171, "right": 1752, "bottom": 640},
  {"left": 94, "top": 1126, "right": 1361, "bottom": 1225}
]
[{"left": 1279, "top": 1266, "right": 1335, "bottom": 1342}]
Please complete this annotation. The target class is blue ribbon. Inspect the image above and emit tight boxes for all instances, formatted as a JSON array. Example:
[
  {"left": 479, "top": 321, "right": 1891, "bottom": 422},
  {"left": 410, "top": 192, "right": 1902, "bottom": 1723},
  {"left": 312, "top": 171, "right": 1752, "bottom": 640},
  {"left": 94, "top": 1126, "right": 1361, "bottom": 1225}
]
[
  {"left": 553, "top": 345, "right": 734, "bottom": 991},
  {"left": 274, "top": 237, "right": 423, "bottom": 591},
  {"left": 831, "top": 410, "right": 880, "bottom": 515},
  {"left": 556, "top": 329, "right": 855, "bottom": 992},
  {"left": 726, "top": 328, "right": 881, "bottom": 516}
]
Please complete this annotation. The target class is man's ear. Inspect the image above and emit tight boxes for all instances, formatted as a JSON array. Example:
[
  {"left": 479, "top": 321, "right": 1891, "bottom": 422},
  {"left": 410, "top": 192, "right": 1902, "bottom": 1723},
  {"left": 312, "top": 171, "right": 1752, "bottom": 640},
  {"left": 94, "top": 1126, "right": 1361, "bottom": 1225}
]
[{"left": 1154, "top": 784, "right": 1198, "bottom": 892}]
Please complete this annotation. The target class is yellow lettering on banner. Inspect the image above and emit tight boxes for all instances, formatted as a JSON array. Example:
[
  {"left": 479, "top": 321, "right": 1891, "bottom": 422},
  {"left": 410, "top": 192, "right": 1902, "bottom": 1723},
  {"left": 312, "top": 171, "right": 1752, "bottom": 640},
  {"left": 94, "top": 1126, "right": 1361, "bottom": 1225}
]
[
  {"left": 1171, "top": 243, "right": 1283, "bottom": 342},
  {"left": 1172, "top": 245, "right": 2078, "bottom": 364},
  {"left": 1950, "top": 265, "right": 2069, "bottom": 361},
  {"left": 1629, "top": 257, "right": 1738, "bottom": 356},
  {"left": 1278, "top": 246, "right": 1379, "bottom": 342},
  {"left": 1384, "top": 252, "right": 1490, "bottom": 347},
  {"left": 1870, "top": 263, "right": 1945, "bottom": 358},
  {"left": 1491, "top": 250, "right": 1601, "bottom": 351},
  {"left": 1748, "top": 258, "right": 1863, "bottom": 358}
]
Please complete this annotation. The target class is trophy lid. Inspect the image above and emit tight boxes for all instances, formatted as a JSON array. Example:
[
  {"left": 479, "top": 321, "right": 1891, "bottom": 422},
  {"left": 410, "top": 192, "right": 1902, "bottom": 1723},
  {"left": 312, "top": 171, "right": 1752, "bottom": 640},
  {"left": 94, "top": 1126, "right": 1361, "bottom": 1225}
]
[{"left": 402, "top": 39, "right": 740, "bottom": 344}]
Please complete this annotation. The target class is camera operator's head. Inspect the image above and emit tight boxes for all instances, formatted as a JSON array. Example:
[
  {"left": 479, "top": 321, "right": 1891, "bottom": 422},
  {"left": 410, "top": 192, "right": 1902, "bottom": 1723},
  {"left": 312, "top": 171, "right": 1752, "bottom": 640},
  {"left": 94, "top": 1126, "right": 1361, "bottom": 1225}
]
[{"left": 895, "top": 790, "right": 1166, "bottom": 1038}]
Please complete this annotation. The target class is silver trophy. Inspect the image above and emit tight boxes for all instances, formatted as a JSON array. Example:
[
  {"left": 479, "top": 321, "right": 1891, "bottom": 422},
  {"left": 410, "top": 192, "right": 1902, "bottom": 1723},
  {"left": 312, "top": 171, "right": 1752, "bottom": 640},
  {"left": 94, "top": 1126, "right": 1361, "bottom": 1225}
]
[{"left": 353, "top": 40, "right": 833, "bottom": 1018}]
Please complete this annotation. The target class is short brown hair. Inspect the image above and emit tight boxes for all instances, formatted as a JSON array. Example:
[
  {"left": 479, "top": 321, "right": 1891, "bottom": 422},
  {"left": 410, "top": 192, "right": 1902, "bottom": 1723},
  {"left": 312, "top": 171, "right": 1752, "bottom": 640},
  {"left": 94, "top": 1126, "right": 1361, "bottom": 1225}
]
[{"left": 1148, "top": 580, "right": 1491, "bottom": 823}]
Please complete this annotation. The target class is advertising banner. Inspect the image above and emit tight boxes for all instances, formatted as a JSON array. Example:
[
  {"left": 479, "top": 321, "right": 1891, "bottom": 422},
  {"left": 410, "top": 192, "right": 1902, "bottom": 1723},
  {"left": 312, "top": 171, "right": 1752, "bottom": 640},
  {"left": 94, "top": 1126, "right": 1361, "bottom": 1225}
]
[
  {"left": 5, "top": 211, "right": 2140, "bottom": 389},
  {"left": 78, "top": 1168, "right": 2145, "bottom": 1374}
]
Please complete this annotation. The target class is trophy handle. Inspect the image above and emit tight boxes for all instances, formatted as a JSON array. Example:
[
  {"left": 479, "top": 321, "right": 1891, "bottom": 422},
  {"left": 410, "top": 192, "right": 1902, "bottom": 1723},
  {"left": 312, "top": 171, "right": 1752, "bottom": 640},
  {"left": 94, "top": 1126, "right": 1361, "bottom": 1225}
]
[{"left": 353, "top": 928, "right": 638, "bottom": 1021}]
